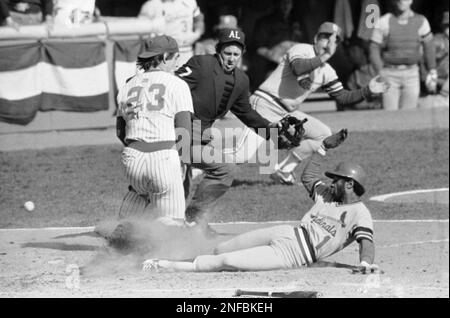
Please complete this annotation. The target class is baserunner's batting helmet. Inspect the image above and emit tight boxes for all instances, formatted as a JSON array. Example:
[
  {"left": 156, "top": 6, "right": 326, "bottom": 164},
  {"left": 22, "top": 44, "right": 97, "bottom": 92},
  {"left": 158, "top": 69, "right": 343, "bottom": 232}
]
[{"left": 325, "top": 162, "right": 366, "bottom": 195}]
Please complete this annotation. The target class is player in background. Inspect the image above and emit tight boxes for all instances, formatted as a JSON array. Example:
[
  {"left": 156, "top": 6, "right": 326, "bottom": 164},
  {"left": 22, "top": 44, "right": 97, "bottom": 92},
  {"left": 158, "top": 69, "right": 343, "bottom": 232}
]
[
  {"left": 143, "top": 129, "right": 380, "bottom": 273},
  {"left": 369, "top": 0, "right": 436, "bottom": 111},
  {"left": 139, "top": 0, "right": 204, "bottom": 65},
  {"left": 234, "top": 22, "right": 389, "bottom": 185},
  {"left": 116, "top": 35, "right": 193, "bottom": 225}
]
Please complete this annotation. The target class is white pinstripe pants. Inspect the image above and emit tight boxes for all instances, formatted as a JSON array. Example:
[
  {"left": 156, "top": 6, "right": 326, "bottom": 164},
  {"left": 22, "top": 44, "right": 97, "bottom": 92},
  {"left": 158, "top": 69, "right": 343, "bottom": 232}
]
[{"left": 120, "top": 147, "right": 185, "bottom": 220}]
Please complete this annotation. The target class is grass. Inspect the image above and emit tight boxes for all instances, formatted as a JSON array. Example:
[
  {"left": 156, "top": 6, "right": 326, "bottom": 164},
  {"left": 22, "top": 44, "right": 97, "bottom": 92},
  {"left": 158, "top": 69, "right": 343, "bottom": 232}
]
[{"left": 0, "top": 128, "right": 448, "bottom": 228}]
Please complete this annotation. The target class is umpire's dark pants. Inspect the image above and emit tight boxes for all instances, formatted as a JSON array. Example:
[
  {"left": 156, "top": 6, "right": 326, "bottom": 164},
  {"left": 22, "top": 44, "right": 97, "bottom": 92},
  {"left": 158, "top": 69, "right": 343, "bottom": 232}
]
[{"left": 184, "top": 121, "right": 235, "bottom": 224}]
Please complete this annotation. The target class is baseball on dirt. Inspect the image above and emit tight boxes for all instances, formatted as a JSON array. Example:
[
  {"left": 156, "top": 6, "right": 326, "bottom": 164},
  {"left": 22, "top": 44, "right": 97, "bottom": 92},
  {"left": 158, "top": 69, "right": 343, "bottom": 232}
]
[{"left": 24, "top": 201, "right": 35, "bottom": 212}]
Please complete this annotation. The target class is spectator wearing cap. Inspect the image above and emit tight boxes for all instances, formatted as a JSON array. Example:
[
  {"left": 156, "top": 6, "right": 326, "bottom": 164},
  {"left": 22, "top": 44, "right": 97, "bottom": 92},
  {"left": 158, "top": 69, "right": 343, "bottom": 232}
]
[
  {"left": 175, "top": 28, "right": 276, "bottom": 232},
  {"left": 116, "top": 35, "right": 194, "bottom": 222},
  {"left": 0, "top": 0, "right": 53, "bottom": 30},
  {"left": 369, "top": 0, "right": 437, "bottom": 111}
]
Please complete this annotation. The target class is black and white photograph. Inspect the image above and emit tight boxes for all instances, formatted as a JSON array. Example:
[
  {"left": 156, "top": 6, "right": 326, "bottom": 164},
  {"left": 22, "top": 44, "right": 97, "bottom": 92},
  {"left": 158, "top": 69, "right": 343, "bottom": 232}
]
[{"left": 0, "top": 0, "right": 448, "bottom": 300}]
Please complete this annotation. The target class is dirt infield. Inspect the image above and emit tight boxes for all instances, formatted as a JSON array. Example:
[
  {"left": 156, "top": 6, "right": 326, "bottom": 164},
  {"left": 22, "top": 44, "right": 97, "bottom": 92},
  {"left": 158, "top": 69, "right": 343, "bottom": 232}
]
[
  {"left": 0, "top": 220, "right": 448, "bottom": 298},
  {"left": 0, "top": 107, "right": 448, "bottom": 298}
]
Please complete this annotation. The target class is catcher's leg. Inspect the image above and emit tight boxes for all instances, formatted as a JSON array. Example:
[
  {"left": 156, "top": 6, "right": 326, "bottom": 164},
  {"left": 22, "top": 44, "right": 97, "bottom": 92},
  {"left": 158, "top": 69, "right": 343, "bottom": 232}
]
[
  {"left": 119, "top": 147, "right": 149, "bottom": 219},
  {"left": 146, "top": 150, "right": 186, "bottom": 221},
  {"left": 118, "top": 188, "right": 147, "bottom": 219}
]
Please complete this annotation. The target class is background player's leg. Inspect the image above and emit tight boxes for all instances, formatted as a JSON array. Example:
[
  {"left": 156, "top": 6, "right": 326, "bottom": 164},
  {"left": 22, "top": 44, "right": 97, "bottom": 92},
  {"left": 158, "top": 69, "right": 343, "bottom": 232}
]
[
  {"left": 381, "top": 68, "right": 402, "bottom": 111},
  {"left": 399, "top": 67, "right": 420, "bottom": 110}
]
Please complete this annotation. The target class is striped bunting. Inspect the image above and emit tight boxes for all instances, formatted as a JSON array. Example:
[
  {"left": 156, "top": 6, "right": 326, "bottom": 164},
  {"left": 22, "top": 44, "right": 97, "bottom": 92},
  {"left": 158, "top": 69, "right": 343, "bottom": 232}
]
[
  {"left": 0, "top": 40, "right": 108, "bottom": 125},
  {"left": 113, "top": 38, "right": 146, "bottom": 94}
]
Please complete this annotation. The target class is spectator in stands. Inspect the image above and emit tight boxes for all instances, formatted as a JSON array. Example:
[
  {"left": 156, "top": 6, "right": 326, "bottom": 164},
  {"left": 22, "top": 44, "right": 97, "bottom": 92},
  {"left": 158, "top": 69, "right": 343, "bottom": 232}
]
[
  {"left": 419, "top": 11, "right": 449, "bottom": 108},
  {"left": 139, "top": 0, "right": 205, "bottom": 65},
  {"left": 194, "top": 14, "right": 239, "bottom": 56},
  {"left": 0, "top": 0, "right": 53, "bottom": 29},
  {"left": 346, "top": 38, "right": 382, "bottom": 110},
  {"left": 369, "top": 0, "right": 436, "bottom": 111},
  {"left": 247, "top": 0, "right": 303, "bottom": 90},
  {"left": 433, "top": 11, "right": 449, "bottom": 98}
]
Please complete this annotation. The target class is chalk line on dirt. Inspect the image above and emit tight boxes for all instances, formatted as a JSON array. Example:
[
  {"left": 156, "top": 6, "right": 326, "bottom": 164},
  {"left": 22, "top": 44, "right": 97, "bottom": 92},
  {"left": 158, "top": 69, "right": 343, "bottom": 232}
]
[
  {"left": 370, "top": 188, "right": 449, "bottom": 202},
  {"left": 379, "top": 239, "right": 449, "bottom": 249}
]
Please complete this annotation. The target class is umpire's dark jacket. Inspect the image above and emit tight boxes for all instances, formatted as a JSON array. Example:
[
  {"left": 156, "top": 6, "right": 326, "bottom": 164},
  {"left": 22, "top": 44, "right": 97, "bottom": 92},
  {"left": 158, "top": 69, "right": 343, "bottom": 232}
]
[{"left": 176, "top": 54, "right": 270, "bottom": 143}]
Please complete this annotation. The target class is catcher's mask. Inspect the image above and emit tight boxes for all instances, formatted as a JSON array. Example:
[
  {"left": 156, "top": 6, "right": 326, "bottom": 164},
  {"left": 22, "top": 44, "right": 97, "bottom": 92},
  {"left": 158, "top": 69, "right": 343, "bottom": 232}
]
[{"left": 325, "top": 162, "right": 366, "bottom": 195}]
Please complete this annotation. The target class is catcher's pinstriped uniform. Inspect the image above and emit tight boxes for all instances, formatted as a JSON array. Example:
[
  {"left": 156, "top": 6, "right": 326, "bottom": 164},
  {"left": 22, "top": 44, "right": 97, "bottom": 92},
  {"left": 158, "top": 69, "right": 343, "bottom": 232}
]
[
  {"left": 117, "top": 70, "right": 193, "bottom": 220},
  {"left": 139, "top": 0, "right": 203, "bottom": 65}
]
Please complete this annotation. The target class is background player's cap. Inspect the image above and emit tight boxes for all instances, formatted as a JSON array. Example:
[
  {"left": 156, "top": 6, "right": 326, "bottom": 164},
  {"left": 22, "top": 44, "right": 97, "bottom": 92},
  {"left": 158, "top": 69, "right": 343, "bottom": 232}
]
[
  {"left": 317, "top": 22, "right": 343, "bottom": 42},
  {"left": 138, "top": 35, "right": 179, "bottom": 59},
  {"left": 325, "top": 162, "right": 366, "bottom": 195},
  {"left": 217, "top": 28, "right": 246, "bottom": 49}
]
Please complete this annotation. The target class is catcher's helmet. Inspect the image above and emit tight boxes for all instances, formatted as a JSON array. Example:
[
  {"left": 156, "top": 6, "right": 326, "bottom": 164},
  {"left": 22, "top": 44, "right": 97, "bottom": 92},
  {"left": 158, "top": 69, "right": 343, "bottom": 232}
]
[{"left": 325, "top": 162, "right": 366, "bottom": 195}]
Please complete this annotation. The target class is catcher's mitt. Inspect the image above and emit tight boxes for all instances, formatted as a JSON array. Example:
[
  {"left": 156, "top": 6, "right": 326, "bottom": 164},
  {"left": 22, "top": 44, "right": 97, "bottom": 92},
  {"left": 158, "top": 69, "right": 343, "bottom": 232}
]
[{"left": 277, "top": 115, "right": 308, "bottom": 149}]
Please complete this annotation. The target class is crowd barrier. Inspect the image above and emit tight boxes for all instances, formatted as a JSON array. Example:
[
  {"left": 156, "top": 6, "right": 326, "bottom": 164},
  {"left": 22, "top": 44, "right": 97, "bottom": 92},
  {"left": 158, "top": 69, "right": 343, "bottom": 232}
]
[{"left": 0, "top": 18, "right": 164, "bottom": 126}]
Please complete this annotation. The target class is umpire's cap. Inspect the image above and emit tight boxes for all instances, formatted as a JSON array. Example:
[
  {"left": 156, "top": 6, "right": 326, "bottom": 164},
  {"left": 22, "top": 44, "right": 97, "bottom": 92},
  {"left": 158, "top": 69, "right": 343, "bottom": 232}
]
[
  {"left": 138, "top": 35, "right": 179, "bottom": 59},
  {"left": 325, "top": 162, "right": 366, "bottom": 195},
  {"left": 217, "top": 28, "right": 246, "bottom": 49},
  {"left": 317, "top": 22, "right": 343, "bottom": 42}
]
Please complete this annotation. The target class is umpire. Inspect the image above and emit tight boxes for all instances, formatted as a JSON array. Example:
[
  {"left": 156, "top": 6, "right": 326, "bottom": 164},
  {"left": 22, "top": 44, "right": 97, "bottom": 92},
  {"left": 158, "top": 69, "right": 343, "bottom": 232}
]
[{"left": 176, "top": 28, "right": 273, "bottom": 230}]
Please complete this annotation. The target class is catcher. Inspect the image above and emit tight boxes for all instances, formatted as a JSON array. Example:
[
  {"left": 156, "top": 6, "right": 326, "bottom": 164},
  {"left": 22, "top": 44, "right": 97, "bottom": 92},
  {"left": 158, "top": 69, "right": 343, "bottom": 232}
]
[{"left": 143, "top": 129, "right": 380, "bottom": 274}]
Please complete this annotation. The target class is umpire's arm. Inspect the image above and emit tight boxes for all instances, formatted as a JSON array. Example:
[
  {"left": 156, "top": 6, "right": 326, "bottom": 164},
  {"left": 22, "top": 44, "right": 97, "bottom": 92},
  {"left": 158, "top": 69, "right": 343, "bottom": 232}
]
[{"left": 230, "top": 79, "right": 272, "bottom": 140}]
